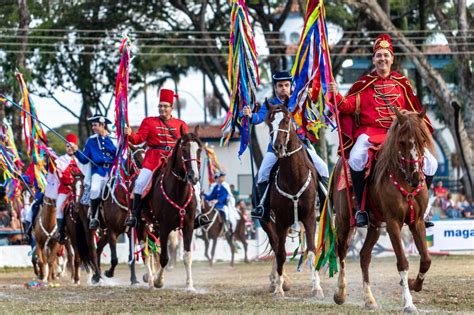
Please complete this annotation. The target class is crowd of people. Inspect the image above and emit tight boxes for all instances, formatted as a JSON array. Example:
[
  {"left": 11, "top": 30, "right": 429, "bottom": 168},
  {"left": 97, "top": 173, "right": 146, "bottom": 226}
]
[{"left": 428, "top": 180, "right": 473, "bottom": 220}]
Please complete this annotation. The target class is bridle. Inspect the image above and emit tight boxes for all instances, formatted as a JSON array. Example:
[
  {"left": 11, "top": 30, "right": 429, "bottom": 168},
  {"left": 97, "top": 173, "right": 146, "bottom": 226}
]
[
  {"left": 171, "top": 138, "right": 202, "bottom": 183},
  {"left": 270, "top": 111, "right": 303, "bottom": 158},
  {"left": 397, "top": 147, "right": 424, "bottom": 187}
]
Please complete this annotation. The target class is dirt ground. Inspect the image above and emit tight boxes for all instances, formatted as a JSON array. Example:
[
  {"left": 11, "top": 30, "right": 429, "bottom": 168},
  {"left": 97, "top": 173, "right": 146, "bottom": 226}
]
[{"left": 0, "top": 255, "right": 472, "bottom": 314}]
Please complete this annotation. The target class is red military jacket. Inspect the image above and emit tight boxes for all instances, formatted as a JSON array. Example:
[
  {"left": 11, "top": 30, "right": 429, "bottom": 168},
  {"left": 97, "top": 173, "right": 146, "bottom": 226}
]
[
  {"left": 334, "top": 70, "right": 432, "bottom": 157},
  {"left": 57, "top": 156, "right": 82, "bottom": 195},
  {"left": 129, "top": 116, "right": 189, "bottom": 170}
]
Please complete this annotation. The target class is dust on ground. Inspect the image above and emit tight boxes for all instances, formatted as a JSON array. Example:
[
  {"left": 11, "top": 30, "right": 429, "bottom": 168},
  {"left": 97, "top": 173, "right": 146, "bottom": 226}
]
[{"left": 0, "top": 255, "right": 472, "bottom": 314}]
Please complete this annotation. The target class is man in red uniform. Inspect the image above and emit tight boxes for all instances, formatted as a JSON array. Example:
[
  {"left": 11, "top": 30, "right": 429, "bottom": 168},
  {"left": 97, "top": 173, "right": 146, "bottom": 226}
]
[
  {"left": 328, "top": 34, "right": 438, "bottom": 227},
  {"left": 124, "top": 88, "right": 210, "bottom": 228}
]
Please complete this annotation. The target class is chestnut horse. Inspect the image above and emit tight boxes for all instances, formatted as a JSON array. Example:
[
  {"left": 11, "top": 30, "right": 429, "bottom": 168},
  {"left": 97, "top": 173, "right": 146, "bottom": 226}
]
[
  {"left": 331, "top": 108, "right": 434, "bottom": 312},
  {"left": 263, "top": 104, "right": 323, "bottom": 298},
  {"left": 32, "top": 197, "right": 60, "bottom": 282},
  {"left": 196, "top": 200, "right": 248, "bottom": 267},
  {"left": 139, "top": 131, "right": 202, "bottom": 290}
]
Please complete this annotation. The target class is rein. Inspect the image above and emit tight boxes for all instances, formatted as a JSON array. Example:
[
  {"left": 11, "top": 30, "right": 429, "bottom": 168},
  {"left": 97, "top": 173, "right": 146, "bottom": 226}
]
[
  {"left": 39, "top": 217, "right": 57, "bottom": 253},
  {"left": 389, "top": 173, "right": 425, "bottom": 224},
  {"left": 159, "top": 173, "right": 194, "bottom": 229},
  {"left": 274, "top": 168, "right": 313, "bottom": 226}
]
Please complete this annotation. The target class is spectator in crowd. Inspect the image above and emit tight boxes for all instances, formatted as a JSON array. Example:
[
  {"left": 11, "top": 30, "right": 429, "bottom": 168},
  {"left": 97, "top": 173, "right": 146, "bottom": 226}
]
[
  {"left": 236, "top": 199, "right": 255, "bottom": 239},
  {"left": 433, "top": 180, "right": 448, "bottom": 208},
  {"left": 8, "top": 210, "right": 23, "bottom": 245},
  {"left": 444, "top": 193, "right": 462, "bottom": 219},
  {"left": 0, "top": 207, "right": 11, "bottom": 245},
  {"left": 230, "top": 184, "right": 240, "bottom": 199},
  {"left": 456, "top": 194, "right": 473, "bottom": 218}
]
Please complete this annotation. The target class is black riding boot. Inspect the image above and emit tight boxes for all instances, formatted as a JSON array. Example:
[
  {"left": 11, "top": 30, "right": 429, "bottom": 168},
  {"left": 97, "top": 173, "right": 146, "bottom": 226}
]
[
  {"left": 350, "top": 169, "right": 368, "bottom": 227},
  {"left": 424, "top": 175, "right": 435, "bottom": 228},
  {"left": 125, "top": 194, "right": 143, "bottom": 227},
  {"left": 251, "top": 181, "right": 268, "bottom": 219},
  {"left": 89, "top": 198, "right": 101, "bottom": 230},
  {"left": 317, "top": 176, "right": 329, "bottom": 211},
  {"left": 25, "top": 197, "right": 42, "bottom": 243},
  {"left": 56, "top": 218, "right": 66, "bottom": 244}
]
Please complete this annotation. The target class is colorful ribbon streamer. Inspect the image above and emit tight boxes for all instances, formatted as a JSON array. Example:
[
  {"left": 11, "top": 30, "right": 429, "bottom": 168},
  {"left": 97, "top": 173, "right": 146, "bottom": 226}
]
[
  {"left": 289, "top": 0, "right": 334, "bottom": 142},
  {"left": 222, "top": 0, "right": 260, "bottom": 157},
  {"left": 110, "top": 35, "right": 134, "bottom": 192}
]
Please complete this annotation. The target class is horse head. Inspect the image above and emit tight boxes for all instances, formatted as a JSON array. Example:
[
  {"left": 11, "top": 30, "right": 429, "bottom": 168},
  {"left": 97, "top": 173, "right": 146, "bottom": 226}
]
[
  {"left": 176, "top": 127, "right": 203, "bottom": 186},
  {"left": 129, "top": 143, "right": 145, "bottom": 169},
  {"left": 376, "top": 106, "right": 434, "bottom": 188},
  {"left": 266, "top": 102, "right": 297, "bottom": 158}
]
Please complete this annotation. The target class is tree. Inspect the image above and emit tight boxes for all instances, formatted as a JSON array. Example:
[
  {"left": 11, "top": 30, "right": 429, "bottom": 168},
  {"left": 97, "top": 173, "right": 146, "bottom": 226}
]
[{"left": 343, "top": 0, "right": 473, "bottom": 200}]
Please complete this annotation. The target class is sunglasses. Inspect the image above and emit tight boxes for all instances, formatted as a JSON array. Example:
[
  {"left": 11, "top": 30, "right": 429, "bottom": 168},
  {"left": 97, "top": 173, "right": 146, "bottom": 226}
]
[{"left": 158, "top": 104, "right": 171, "bottom": 108}]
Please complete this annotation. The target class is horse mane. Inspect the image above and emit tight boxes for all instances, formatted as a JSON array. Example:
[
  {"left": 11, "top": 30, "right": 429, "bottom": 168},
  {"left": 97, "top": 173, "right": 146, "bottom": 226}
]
[{"left": 374, "top": 110, "right": 434, "bottom": 187}]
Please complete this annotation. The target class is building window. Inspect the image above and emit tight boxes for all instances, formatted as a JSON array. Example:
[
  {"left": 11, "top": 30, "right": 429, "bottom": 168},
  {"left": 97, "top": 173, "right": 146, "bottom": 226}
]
[{"left": 238, "top": 174, "right": 253, "bottom": 197}]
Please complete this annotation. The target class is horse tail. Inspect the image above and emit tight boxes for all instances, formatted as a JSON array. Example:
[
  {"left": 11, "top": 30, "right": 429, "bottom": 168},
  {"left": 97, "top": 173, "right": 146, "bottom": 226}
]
[{"left": 73, "top": 206, "right": 94, "bottom": 272}]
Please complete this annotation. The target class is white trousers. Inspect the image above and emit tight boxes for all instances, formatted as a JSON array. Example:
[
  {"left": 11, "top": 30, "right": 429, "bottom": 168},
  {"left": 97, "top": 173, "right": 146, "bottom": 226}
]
[
  {"left": 56, "top": 193, "right": 68, "bottom": 219},
  {"left": 134, "top": 168, "right": 202, "bottom": 213},
  {"left": 134, "top": 168, "right": 154, "bottom": 195},
  {"left": 257, "top": 149, "right": 329, "bottom": 184},
  {"left": 90, "top": 173, "right": 107, "bottom": 200},
  {"left": 349, "top": 133, "right": 438, "bottom": 175},
  {"left": 44, "top": 172, "right": 60, "bottom": 199}
]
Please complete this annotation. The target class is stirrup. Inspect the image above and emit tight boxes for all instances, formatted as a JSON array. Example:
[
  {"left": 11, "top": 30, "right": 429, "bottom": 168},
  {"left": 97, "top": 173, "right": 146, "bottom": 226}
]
[
  {"left": 355, "top": 210, "right": 368, "bottom": 228},
  {"left": 125, "top": 216, "right": 137, "bottom": 228},
  {"left": 251, "top": 205, "right": 265, "bottom": 219},
  {"left": 89, "top": 218, "right": 99, "bottom": 230},
  {"left": 424, "top": 220, "right": 435, "bottom": 228}
]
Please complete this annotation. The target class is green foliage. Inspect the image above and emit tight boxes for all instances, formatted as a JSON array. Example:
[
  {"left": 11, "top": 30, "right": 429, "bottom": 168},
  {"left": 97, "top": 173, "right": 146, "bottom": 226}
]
[{"left": 46, "top": 124, "right": 79, "bottom": 155}]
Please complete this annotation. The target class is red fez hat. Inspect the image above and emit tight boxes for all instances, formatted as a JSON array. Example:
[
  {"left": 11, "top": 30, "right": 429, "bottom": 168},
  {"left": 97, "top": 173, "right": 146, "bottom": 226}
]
[
  {"left": 65, "top": 133, "right": 78, "bottom": 145},
  {"left": 373, "top": 34, "right": 394, "bottom": 55},
  {"left": 159, "top": 88, "right": 177, "bottom": 105}
]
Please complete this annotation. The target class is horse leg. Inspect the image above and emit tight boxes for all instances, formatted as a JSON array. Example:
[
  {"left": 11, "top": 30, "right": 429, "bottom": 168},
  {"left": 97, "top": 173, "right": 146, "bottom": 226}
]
[
  {"left": 359, "top": 225, "right": 381, "bottom": 309},
  {"left": 182, "top": 226, "right": 195, "bottom": 291},
  {"left": 73, "top": 248, "right": 81, "bottom": 285},
  {"left": 203, "top": 235, "right": 211, "bottom": 264},
  {"left": 95, "top": 234, "right": 108, "bottom": 273},
  {"left": 154, "top": 229, "right": 170, "bottom": 289},
  {"left": 226, "top": 231, "right": 235, "bottom": 267},
  {"left": 90, "top": 230, "right": 103, "bottom": 285},
  {"left": 302, "top": 216, "right": 324, "bottom": 299},
  {"left": 274, "top": 226, "right": 289, "bottom": 297},
  {"left": 210, "top": 237, "right": 218, "bottom": 267},
  {"left": 333, "top": 221, "right": 353, "bottom": 305},
  {"left": 237, "top": 232, "right": 249, "bottom": 264},
  {"left": 104, "top": 233, "right": 118, "bottom": 278},
  {"left": 386, "top": 220, "right": 416, "bottom": 313},
  {"left": 38, "top": 246, "right": 47, "bottom": 282},
  {"left": 408, "top": 220, "right": 431, "bottom": 292}
]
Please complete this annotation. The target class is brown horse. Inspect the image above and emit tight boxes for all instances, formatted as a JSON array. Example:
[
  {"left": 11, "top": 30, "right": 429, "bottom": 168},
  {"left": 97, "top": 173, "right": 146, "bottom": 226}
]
[
  {"left": 32, "top": 197, "right": 60, "bottom": 282},
  {"left": 139, "top": 130, "right": 202, "bottom": 290},
  {"left": 95, "top": 145, "right": 145, "bottom": 285},
  {"left": 332, "top": 108, "right": 434, "bottom": 312},
  {"left": 196, "top": 200, "right": 249, "bottom": 267},
  {"left": 63, "top": 171, "right": 102, "bottom": 285},
  {"left": 263, "top": 104, "right": 323, "bottom": 297}
]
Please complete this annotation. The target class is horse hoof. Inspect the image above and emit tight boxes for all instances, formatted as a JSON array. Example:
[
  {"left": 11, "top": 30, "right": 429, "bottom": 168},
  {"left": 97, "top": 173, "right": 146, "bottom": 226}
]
[
  {"left": 333, "top": 292, "right": 346, "bottom": 305},
  {"left": 154, "top": 280, "right": 163, "bottom": 289},
  {"left": 408, "top": 278, "right": 422, "bottom": 292},
  {"left": 404, "top": 305, "right": 417, "bottom": 313},
  {"left": 91, "top": 275, "right": 101, "bottom": 285},
  {"left": 365, "top": 301, "right": 378, "bottom": 310},
  {"left": 273, "top": 290, "right": 285, "bottom": 298},
  {"left": 312, "top": 288, "right": 324, "bottom": 299},
  {"left": 104, "top": 270, "right": 114, "bottom": 278},
  {"left": 186, "top": 286, "right": 196, "bottom": 292},
  {"left": 143, "top": 274, "right": 149, "bottom": 283},
  {"left": 131, "top": 280, "right": 140, "bottom": 286},
  {"left": 282, "top": 280, "right": 291, "bottom": 292}
]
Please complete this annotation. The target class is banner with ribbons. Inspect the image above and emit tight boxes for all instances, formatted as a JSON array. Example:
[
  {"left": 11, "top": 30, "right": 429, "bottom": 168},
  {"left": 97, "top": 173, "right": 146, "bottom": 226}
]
[
  {"left": 289, "top": 0, "right": 336, "bottom": 143},
  {"left": 110, "top": 35, "right": 134, "bottom": 192},
  {"left": 16, "top": 72, "right": 49, "bottom": 191},
  {"left": 221, "top": 0, "right": 260, "bottom": 157}
]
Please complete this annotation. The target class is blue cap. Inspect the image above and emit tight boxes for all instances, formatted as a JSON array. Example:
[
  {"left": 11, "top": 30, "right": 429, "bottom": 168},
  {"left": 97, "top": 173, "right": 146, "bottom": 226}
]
[
  {"left": 88, "top": 116, "right": 112, "bottom": 125},
  {"left": 272, "top": 71, "right": 292, "bottom": 83}
]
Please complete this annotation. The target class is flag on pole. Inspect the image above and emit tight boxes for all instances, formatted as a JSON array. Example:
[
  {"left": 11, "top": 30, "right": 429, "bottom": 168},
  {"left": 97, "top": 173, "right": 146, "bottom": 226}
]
[
  {"left": 16, "top": 72, "right": 49, "bottom": 191},
  {"left": 110, "top": 35, "right": 134, "bottom": 192},
  {"left": 289, "top": 0, "right": 338, "bottom": 276},
  {"left": 289, "top": 0, "right": 335, "bottom": 142},
  {"left": 204, "top": 144, "right": 222, "bottom": 186},
  {"left": 221, "top": 0, "right": 260, "bottom": 157}
]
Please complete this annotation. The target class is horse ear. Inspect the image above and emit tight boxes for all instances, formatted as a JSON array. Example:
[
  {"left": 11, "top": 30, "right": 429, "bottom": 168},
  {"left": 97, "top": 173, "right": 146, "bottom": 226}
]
[
  {"left": 392, "top": 105, "right": 404, "bottom": 122},
  {"left": 194, "top": 125, "right": 200, "bottom": 137},
  {"left": 418, "top": 105, "right": 427, "bottom": 119},
  {"left": 264, "top": 98, "right": 270, "bottom": 111}
]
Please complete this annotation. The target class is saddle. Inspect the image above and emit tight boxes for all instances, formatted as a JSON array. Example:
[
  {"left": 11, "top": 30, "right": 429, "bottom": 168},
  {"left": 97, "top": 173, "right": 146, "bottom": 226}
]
[
  {"left": 337, "top": 134, "right": 386, "bottom": 191},
  {"left": 140, "top": 157, "right": 168, "bottom": 199}
]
